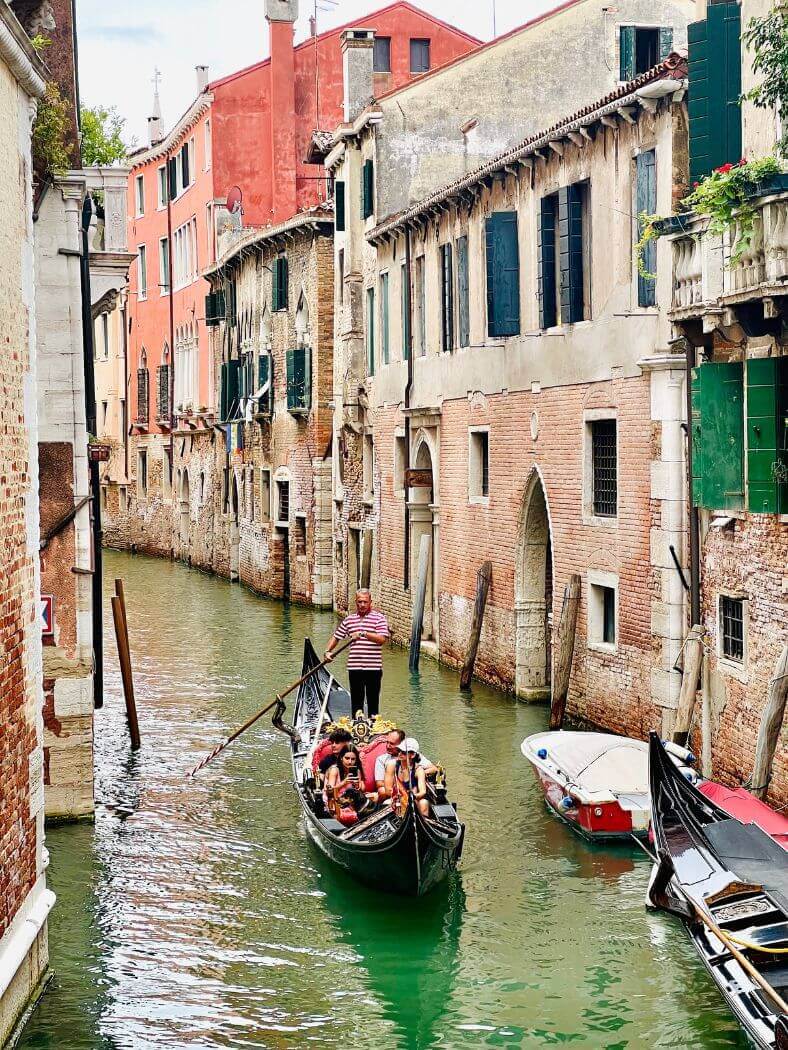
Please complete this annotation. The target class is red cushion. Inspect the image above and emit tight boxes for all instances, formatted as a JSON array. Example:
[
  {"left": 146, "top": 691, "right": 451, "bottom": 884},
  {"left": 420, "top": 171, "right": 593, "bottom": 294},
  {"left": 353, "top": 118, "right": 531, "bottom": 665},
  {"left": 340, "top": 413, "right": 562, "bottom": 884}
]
[
  {"left": 312, "top": 738, "right": 333, "bottom": 773},
  {"left": 360, "top": 738, "right": 389, "bottom": 792}
]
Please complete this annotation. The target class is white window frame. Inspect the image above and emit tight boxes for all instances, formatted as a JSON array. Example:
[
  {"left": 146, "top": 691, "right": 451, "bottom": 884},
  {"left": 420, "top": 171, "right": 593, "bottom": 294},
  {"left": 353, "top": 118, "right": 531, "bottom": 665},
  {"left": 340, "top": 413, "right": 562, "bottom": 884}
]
[
  {"left": 582, "top": 408, "right": 619, "bottom": 527},
  {"left": 587, "top": 570, "right": 618, "bottom": 654},
  {"left": 137, "top": 244, "right": 147, "bottom": 300},
  {"left": 157, "top": 165, "right": 167, "bottom": 209},
  {"left": 137, "top": 448, "right": 148, "bottom": 498},
  {"left": 159, "top": 237, "right": 170, "bottom": 295},
  {"left": 394, "top": 430, "right": 406, "bottom": 498},
  {"left": 135, "top": 173, "right": 145, "bottom": 217},
  {"left": 468, "top": 426, "right": 490, "bottom": 506},
  {"left": 259, "top": 468, "right": 272, "bottom": 522},
  {"left": 717, "top": 592, "right": 749, "bottom": 678}
]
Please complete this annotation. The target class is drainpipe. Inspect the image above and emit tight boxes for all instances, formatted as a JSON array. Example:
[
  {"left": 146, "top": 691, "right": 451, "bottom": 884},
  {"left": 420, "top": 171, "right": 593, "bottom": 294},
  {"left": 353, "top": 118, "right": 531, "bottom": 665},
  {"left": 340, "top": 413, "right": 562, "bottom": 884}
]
[
  {"left": 403, "top": 226, "right": 414, "bottom": 591},
  {"left": 683, "top": 334, "right": 701, "bottom": 626},
  {"left": 80, "top": 195, "right": 103, "bottom": 709}
]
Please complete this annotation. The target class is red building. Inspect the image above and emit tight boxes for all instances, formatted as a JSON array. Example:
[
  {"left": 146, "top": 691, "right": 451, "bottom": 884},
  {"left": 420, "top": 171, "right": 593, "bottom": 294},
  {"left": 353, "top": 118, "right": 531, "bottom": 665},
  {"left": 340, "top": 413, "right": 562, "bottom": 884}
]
[{"left": 119, "top": 1, "right": 478, "bottom": 554}]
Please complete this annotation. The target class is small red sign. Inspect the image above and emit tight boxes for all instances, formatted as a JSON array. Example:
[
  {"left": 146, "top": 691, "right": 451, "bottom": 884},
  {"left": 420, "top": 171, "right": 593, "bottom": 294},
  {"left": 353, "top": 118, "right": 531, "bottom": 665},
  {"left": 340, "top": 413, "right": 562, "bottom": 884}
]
[{"left": 41, "top": 595, "right": 54, "bottom": 638}]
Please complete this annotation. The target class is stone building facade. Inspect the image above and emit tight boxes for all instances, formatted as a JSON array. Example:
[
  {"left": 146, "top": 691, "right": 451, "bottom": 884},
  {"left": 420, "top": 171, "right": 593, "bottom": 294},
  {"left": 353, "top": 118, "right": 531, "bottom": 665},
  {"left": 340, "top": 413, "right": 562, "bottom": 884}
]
[
  {"left": 331, "top": 55, "right": 691, "bottom": 742},
  {"left": 0, "top": 5, "right": 53, "bottom": 1042}
]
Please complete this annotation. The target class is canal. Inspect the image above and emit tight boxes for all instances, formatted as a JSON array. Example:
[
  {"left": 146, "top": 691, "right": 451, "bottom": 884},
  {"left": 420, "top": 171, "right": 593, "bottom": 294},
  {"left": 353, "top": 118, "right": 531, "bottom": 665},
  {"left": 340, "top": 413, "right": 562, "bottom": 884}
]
[{"left": 19, "top": 551, "right": 745, "bottom": 1049}]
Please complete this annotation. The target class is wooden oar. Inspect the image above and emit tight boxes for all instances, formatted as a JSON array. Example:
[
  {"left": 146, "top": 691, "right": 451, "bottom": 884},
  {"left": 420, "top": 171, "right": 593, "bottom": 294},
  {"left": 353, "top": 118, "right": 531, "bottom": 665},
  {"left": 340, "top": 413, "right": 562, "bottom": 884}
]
[{"left": 188, "top": 638, "right": 352, "bottom": 777}]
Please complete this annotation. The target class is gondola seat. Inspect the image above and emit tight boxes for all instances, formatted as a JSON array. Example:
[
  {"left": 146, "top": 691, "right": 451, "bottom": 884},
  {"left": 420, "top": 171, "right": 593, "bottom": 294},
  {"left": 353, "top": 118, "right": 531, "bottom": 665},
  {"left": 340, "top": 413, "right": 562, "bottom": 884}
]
[
  {"left": 360, "top": 738, "right": 388, "bottom": 792},
  {"left": 312, "top": 738, "right": 333, "bottom": 772}
]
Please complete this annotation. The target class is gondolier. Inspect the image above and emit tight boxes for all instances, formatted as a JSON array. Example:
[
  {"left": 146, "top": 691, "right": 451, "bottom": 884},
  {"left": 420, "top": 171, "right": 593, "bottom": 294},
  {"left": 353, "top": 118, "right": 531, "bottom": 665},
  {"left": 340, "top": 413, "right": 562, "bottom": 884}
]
[{"left": 324, "top": 589, "right": 390, "bottom": 718}]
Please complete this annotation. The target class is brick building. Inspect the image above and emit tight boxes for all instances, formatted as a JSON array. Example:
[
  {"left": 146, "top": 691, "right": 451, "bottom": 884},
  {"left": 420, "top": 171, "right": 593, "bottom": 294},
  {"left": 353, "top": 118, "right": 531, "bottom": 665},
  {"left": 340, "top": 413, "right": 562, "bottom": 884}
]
[
  {"left": 0, "top": 5, "right": 54, "bottom": 1041},
  {"left": 106, "top": 0, "right": 479, "bottom": 565}
]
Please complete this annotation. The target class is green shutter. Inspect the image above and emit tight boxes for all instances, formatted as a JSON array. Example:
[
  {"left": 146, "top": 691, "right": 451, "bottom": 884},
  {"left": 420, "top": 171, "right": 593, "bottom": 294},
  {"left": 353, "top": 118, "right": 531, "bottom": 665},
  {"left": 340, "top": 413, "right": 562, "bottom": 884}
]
[
  {"left": 747, "top": 357, "right": 788, "bottom": 514},
  {"left": 400, "top": 262, "right": 410, "bottom": 360},
  {"left": 286, "top": 346, "right": 311, "bottom": 413},
  {"left": 537, "top": 197, "right": 557, "bottom": 330},
  {"left": 205, "top": 292, "right": 216, "bottom": 326},
  {"left": 168, "top": 157, "right": 178, "bottom": 200},
  {"left": 440, "top": 243, "right": 454, "bottom": 351},
  {"left": 558, "top": 185, "right": 584, "bottom": 324},
  {"left": 335, "top": 180, "right": 345, "bottom": 232},
  {"left": 486, "top": 212, "right": 520, "bottom": 338},
  {"left": 659, "top": 26, "right": 674, "bottom": 59},
  {"left": 620, "top": 26, "right": 635, "bottom": 81},
  {"left": 271, "top": 258, "right": 279, "bottom": 311},
  {"left": 636, "top": 151, "right": 657, "bottom": 307},
  {"left": 688, "top": 4, "right": 742, "bottom": 184},
  {"left": 279, "top": 258, "right": 289, "bottom": 310},
  {"left": 457, "top": 235, "right": 469, "bottom": 348},
  {"left": 221, "top": 359, "right": 240, "bottom": 421},
  {"left": 692, "top": 362, "right": 744, "bottom": 510},
  {"left": 381, "top": 272, "right": 390, "bottom": 364},
  {"left": 366, "top": 287, "right": 375, "bottom": 376},
  {"left": 362, "top": 160, "right": 374, "bottom": 219}
]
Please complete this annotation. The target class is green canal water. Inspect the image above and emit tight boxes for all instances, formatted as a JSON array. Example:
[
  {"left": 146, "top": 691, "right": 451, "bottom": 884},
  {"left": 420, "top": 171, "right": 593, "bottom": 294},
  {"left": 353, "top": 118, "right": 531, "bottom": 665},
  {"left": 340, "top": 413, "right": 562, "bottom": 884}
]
[{"left": 18, "top": 551, "right": 747, "bottom": 1049}]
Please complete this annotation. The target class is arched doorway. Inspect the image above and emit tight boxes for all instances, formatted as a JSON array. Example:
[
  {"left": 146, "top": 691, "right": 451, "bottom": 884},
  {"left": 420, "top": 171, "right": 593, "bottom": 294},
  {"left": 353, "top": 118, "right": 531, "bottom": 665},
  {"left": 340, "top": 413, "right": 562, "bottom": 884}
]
[
  {"left": 515, "top": 470, "right": 553, "bottom": 701},
  {"left": 179, "top": 470, "right": 190, "bottom": 548},
  {"left": 229, "top": 472, "right": 240, "bottom": 581},
  {"left": 409, "top": 437, "right": 437, "bottom": 642}
]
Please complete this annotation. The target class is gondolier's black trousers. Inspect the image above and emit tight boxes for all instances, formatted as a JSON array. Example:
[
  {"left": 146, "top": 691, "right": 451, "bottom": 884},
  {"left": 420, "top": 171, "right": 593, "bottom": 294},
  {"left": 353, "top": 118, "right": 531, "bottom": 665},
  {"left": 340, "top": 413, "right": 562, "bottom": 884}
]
[{"left": 348, "top": 669, "right": 383, "bottom": 719}]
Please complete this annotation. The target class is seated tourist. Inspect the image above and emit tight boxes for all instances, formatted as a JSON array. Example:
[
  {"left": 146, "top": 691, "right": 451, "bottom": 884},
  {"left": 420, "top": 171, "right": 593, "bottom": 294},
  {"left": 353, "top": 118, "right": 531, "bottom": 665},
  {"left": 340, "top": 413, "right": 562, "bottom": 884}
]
[
  {"left": 384, "top": 738, "right": 430, "bottom": 818},
  {"left": 325, "top": 747, "right": 368, "bottom": 825},
  {"left": 373, "top": 729, "right": 406, "bottom": 799},
  {"left": 317, "top": 728, "right": 353, "bottom": 776}
]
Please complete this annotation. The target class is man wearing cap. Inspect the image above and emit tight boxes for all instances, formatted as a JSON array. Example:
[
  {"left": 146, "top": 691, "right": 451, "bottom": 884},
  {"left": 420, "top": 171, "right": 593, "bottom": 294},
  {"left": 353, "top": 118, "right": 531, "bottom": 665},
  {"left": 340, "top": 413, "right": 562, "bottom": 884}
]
[{"left": 324, "top": 589, "right": 390, "bottom": 718}]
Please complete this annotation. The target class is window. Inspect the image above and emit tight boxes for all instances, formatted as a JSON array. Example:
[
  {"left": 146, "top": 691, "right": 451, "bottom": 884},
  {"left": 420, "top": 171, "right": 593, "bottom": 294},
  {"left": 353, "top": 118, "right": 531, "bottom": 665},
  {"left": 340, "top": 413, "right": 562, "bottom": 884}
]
[
  {"left": 99, "top": 313, "right": 109, "bottom": 359},
  {"left": 101, "top": 401, "right": 108, "bottom": 430},
  {"left": 136, "top": 356, "right": 149, "bottom": 423},
  {"left": 137, "top": 244, "right": 147, "bottom": 300},
  {"left": 588, "top": 574, "right": 618, "bottom": 650},
  {"left": 440, "top": 243, "right": 454, "bottom": 351},
  {"left": 363, "top": 434, "right": 374, "bottom": 503},
  {"left": 687, "top": 5, "right": 741, "bottom": 183},
  {"left": 720, "top": 595, "right": 745, "bottom": 663},
  {"left": 159, "top": 237, "right": 170, "bottom": 294},
  {"left": 591, "top": 419, "right": 617, "bottom": 517},
  {"left": 157, "top": 165, "right": 167, "bottom": 208},
  {"left": 206, "top": 203, "right": 215, "bottom": 265},
  {"left": 485, "top": 212, "right": 520, "bottom": 338},
  {"left": 335, "top": 180, "right": 346, "bottom": 232},
  {"left": 366, "top": 287, "right": 376, "bottom": 375},
  {"left": 294, "top": 516, "right": 307, "bottom": 557},
  {"left": 380, "top": 271, "right": 390, "bottom": 364},
  {"left": 286, "top": 346, "right": 311, "bottom": 414},
  {"left": 204, "top": 120, "right": 212, "bottom": 170},
  {"left": 414, "top": 255, "right": 426, "bottom": 356},
  {"left": 180, "top": 142, "right": 190, "bottom": 190},
  {"left": 362, "top": 159, "right": 374, "bottom": 220},
  {"left": 619, "top": 26, "right": 673, "bottom": 80},
  {"left": 457, "top": 234, "right": 469, "bottom": 348},
  {"left": 260, "top": 469, "right": 271, "bottom": 522},
  {"left": 636, "top": 151, "right": 656, "bottom": 307},
  {"left": 247, "top": 468, "right": 255, "bottom": 521},
  {"left": 538, "top": 184, "right": 589, "bottom": 328},
  {"left": 168, "top": 156, "right": 178, "bottom": 201},
  {"left": 135, "top": 174, "right": 145, "bottom": 217},
  {"left": 400, "top": 262, "right": 410, "bottom": 360},
  {"left": 137, "top": 449, "right": 148, "bottom": 497},
  {"left": 374, "top": 36, "right": 391, "bottom": 73},
  {"left": 173, "top": 218, "right": 197, "bottom": 289},
  {"left": 157, "top": 360, "right": 170, "bottom": 420},
  {"left": 410, "top": 38, "right": 430, "bottom": 73},
  {"left": 469, "top": 429, "right": 490, "bottom": 503},
  {"left": 272, "top": 256, "right": 288, "bottom": 311},
  {"left": 276, "top": 479, "right": 290, "bottom": 524},
  {"left": 691, "top": 362, "right": 745, "bottom": 511}
]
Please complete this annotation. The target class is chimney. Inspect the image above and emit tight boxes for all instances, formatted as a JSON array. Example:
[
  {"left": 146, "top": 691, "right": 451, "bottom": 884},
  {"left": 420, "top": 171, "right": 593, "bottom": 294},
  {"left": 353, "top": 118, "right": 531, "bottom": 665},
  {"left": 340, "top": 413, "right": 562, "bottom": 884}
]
[
  {"left": 148, "top": 68, "right": 163, "bottom": 146},
  {"left": 341, "top": 29, "right": 375, "bottom": 123},
  {"left": 266, "top": 0, "right": 298, "bottom": 222},
  {"left": 196, "top": 65, "right": 210, "bottom": 93}
]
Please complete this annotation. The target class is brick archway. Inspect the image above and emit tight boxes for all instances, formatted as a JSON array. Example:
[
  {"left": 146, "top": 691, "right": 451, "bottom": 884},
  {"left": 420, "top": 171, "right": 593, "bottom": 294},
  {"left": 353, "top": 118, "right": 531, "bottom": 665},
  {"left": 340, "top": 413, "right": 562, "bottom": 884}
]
[{"left": 515, "top": 469, "right": 554, "bottom": 701}]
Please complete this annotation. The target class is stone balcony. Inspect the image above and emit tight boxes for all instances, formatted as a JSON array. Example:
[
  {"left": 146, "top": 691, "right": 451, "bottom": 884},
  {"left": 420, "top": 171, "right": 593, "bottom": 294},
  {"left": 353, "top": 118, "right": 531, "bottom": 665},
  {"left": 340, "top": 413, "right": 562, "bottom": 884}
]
[
  {"left": 667, "top": 176, "right": 788, "bottom": 331},
  {"left": 81, "top": 166, "right": 135, "bottom": 316}
]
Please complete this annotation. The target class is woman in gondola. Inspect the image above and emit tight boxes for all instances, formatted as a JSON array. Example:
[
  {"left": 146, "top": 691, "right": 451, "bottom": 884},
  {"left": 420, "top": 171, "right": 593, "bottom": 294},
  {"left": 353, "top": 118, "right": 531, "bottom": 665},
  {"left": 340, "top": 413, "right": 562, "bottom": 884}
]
[
  {"left": 325, "top": 747, "right": 368, "bottom": 825},
  {"left": 384, "top": 738, "right": 429, "bottom": 818}
]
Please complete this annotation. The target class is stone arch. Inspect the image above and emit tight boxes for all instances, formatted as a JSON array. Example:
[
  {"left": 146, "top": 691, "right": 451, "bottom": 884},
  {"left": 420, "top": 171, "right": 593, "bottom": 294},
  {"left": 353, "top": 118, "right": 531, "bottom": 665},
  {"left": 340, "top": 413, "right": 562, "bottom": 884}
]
[{"left": 515, "top": 467, "right": 554, "bottom": 701}]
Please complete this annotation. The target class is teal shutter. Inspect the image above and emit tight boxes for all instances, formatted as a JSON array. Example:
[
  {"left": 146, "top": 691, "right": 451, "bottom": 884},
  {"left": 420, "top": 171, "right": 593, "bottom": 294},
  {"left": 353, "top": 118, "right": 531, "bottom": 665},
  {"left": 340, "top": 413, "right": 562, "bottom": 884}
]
[
  {"left": 381, "top": 272, "right": 390, "bottom": 364},
  {"left": 538, "top": 197, "right": 557, "bottom": 329},
  {"left": 286, "top": 347, "right": 311, "bottom": 413},
  {"left": 257, "top": 353, "right": 271, "bottom": 415},
  {"left": 485, "top": 212, "right": 520, "bottom": 337},
  {"left": 221, "top": 359, "right": 240, "bottom": 420},
  {"left": 659, "top": 26, "right": 674, "bottom": 59},
  {"left": 440, "top": 243, "right": 454, "bottom": 350},
  {"left": 457, "top": 234, "right": 469, "bottom": 348},
  {"left": 272, "top": 257, "right": 288, "bottom": 311},
  {"left": 366, "top": 287, "right": 375, "bottom": 376},
  {"left": 205, "top": 292, "right": 216, "bottom": 326},
  {"left": 362, "top": 160, "right": 374, "bottom": 219},
  {"left": 692, "top": 362, "right": 744, "bottom": 510},
  {"left": 271, "top": 258, "right": 278, "bottom": 311},
  {"left": 688, "top": 3, "right": 742, "bottom": 184},
  {"left": 747, "top": 357, "right": 788, "bottom": 513},
  {"left": 335, "top": 180, "right": 345, "bottom": 232},
  {"left": 620, "top": 26, "right": 635, "bottom": 81},
  {"left": 400, "top": 262, "right": 410, "bottom": 360},
  {"left": 636, "top": 151, "right": 657, "bottom": 307},
  {"left": 181, "top": 144, "right": 189, "bottom": 188},
  {"left": 167, "top": 157, "right": 178, "bottom": 200},
  {"left": 558, "top": 185, "right": 584, "bottom": 323}
]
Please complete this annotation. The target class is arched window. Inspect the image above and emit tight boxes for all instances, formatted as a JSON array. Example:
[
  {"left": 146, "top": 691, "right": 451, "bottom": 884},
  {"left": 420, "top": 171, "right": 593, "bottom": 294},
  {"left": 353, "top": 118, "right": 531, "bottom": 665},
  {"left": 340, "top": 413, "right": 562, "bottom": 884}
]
[
  {"left": 157, "top": 343, "right": 171, "bottom": 420},
  {"left": 136, "top": 347, "right": 149, "bottom": 423}
]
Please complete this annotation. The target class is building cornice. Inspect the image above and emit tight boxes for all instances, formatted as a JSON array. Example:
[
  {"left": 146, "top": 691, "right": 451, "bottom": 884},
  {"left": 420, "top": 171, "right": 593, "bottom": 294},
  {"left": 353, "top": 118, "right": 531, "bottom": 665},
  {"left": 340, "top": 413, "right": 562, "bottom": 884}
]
[
  {"left": 0, "top": 2, "right": 46, "bottom": 98},
  {"left": 129, "top": 93, "right": 214, "bottom": 168},
  {"left": 204, "top": 206, "right": 334, "bottom": 278}
]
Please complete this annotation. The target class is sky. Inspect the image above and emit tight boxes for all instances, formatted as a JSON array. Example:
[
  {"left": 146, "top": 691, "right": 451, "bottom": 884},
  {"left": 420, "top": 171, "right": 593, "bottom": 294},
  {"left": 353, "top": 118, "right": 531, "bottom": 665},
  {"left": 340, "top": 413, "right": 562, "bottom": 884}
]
[{"left": 75, "top": 0, "right": 555, "bottom": 150}]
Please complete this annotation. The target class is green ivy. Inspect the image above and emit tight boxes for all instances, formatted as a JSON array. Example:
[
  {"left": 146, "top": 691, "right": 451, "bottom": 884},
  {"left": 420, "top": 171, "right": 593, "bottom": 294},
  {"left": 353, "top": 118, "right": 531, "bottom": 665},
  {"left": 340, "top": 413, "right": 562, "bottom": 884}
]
[
  {"left": 32, "top": 81, "right": 72, "bottom": 179},
  {"left": 742, "top": 6, "right": 788, "bottom": 155}
]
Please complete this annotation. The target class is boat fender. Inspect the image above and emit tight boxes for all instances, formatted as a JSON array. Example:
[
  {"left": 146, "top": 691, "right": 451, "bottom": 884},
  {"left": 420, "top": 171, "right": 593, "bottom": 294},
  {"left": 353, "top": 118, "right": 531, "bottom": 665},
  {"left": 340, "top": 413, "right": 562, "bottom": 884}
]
[
  {"left": 663, "top": 740, "right": 696, "bottom": 765},
  {"left": 560, "top": 796, "right": 575, "bottom": 811},
  {"left": 537, "top": 748, "right": 548, "bottom": 759}
]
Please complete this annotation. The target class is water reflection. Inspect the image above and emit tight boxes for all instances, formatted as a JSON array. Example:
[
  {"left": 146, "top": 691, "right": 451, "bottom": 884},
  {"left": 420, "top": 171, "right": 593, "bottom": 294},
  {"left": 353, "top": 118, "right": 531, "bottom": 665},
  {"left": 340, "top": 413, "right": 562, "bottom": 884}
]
[{"left": 18, "top": 552, "right": 749, "bottom": 1049}]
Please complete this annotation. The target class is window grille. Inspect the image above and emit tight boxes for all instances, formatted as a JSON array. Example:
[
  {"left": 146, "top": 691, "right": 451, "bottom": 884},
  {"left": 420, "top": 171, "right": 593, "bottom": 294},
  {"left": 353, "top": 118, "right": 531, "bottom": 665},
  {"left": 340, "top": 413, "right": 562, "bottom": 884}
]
[
  {"left": 157, "top": 364, "right": 170, "bottom": 420},
  {"left": 721, "top": 596, "right": 744, "bottom": 661},
  {"left": 136, "top": 367, "right": 149, "bottom": 423},
  {"left": 592, "top": 419, "right": 617, "bottom": 516}
]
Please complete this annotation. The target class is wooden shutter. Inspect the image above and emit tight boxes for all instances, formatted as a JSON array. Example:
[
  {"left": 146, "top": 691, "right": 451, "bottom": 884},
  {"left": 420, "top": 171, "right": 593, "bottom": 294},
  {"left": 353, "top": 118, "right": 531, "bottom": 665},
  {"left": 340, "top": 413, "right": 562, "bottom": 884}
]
[
  {"left": 286, "top": 347, "right": 309, "bottom": 413},
  {"left": 558, "top": 185, "right": 584, "bottom": 324},
  {"left": 659, "top": 26, "right": 673, "bottom": 59},
  {"left": 181, "top": 144, "right": 189, "bottom": 188},
  {"left": 747, "top": 357, "right": 788, "bottom": 513},
  {"left": 440, "top": 244, "right": 454, "bottom": 351},
  {"left": 362, "top": 160, "right": 374, "bottom": 219},
  {"left": 537, "top": 197, "right": 557, "bottom": 330},
  {"left": 271, "top": 258, "right": 279, "bottom": 311},
  {"left": 335, "top": 181, "right": 345, "bottom": 232},
  {"left": 485, "top": 212, "right": 520, "bottom": 338},
  {"left": 222, "top": 358, "right": 240, "bottom": 420},
  {"left": 688, "top": 3, "right": 742, "bottom": 184},
  {"left": 457, "top": 234, "right": 469, "bottom": 348},
  {"left": 157, "top": 364, "right": 169, "bottom": 419},
  {"left": 205, "top": 292, "right": 216, "bottom": 326},
  {"left": 692, "top": 362, "right": 744, "bottom": 510},
  {"left": 367, "top": 287, "right": 375, "bottom": 376},
  {"left": 619, "top": 26, "right": 635, "bottom": 81},
  {"left": 277, "top": 258, "right": 288, "bottom": 310},
  {"left": 400, "top": 262, "right": 410, "bottom": 361},
  {"left": 636, "top": 151, "right": 657, "bottom": 307},
  {"left": 168, "top": 157, "right": 178, "bottom": 200}
]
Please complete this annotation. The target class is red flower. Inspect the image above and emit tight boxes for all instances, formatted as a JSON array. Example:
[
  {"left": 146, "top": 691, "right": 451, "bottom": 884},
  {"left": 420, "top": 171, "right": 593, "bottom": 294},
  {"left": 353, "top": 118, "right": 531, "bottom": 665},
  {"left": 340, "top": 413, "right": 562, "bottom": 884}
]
[
  {"left": 693, "top": 181, "right": 699, "bottom": 187},
  {"left": 738, "top": 157, "right": 747, "bottom": 165},
  {"left": 715, "top": 162, "right": 734, "bottom": 174}
]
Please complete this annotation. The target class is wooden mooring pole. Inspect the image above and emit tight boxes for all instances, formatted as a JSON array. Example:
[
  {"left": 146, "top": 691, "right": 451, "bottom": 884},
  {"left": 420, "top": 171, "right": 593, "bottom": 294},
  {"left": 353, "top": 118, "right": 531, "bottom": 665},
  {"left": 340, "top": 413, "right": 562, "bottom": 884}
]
[
  {"left": 751, "top": 643, "right": 788, "bottom": 800},
  {"left": 550, "top": 574, "right": 581, "bottom": 730},
  {"left": 408, "top": 533, "right": 431, "bottom": 673},
  {"left": 460, "top": 561, "right": 492, "bottom": 691},
  {"left": 112, "top": 578, "right": 141, "bottom": 751},
  {"left": 671, "top": 625, "right": 705, "bottom": 748}
]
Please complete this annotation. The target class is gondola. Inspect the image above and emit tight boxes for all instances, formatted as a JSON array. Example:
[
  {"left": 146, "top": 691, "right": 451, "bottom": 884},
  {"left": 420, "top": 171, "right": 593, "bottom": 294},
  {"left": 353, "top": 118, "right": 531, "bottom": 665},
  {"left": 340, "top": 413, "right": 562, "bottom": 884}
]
[
  {"left": 272, "top": 639, "right": 465, "bottom": 896},
  {"left": 647, "top": 732, "right": 788, "bottom": 1049}
]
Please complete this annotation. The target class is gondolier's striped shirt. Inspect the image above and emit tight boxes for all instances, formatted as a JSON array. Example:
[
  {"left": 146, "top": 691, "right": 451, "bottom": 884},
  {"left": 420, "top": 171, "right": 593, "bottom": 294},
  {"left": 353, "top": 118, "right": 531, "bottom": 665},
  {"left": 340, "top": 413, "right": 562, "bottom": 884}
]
[{"left": 333, "top": 611, "right": 390, "bottom": 670}]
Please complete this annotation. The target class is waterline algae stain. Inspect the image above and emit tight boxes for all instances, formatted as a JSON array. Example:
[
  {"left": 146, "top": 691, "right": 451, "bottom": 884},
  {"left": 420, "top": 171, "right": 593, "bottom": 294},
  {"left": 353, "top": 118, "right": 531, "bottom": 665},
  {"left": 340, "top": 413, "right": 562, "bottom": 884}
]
[{"left": 19, "top": 552, "right": 746, "bottom": 1048}]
